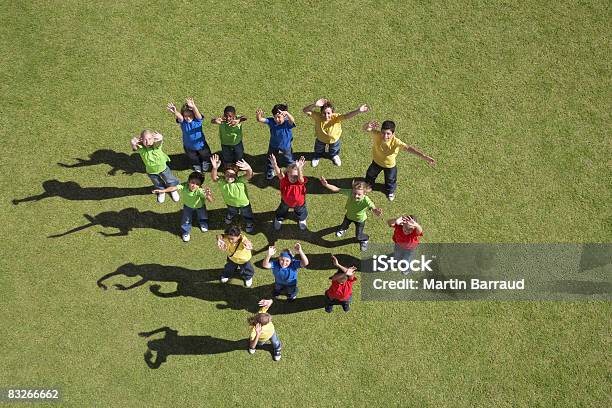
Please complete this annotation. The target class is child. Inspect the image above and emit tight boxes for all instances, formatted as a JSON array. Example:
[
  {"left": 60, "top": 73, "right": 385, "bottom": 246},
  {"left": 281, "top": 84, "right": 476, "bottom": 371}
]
[
  {"left": 211, "top": 105, "right": 247, "bottom": 164},
  {"left": 269, "top": 154, "right": 308, "bottom": 231},
  {"left": 247, "top": 299, "right": 281, "bottom": 361},
  {"left": 262, "top": 243, "right": 309, "bottom": 301},
  {"left": 167, "top": 97, "right": 211, "bottom": 172},
  {"left": 130, "top": 130, "right": 180, "bottom": 203},
  {"left": 320, "top": 178, "right": 383, "bottom": 251},
  {"left": 363, "top": 120, "right": 435, "bottom": 201},
  {"left": 153, "top": 171, "right": 214, "bottom": 242},
  {"left": 255, "top": 104, "right": 296, "bottom": 180},
  {"left": 216, "top": 226, "right": 255, "bottom": 287},
  {"left": 302, "top": 98, "right": 369, "bottom": 167},
  {"left": 388, "top": 215, "right": 423, "bottom": 266},
  {"left": 210, "top": 154, "right": 255, "bottom": 233},
  {"left": 325, "top": 255, "right": 358, "bottom": 313}
]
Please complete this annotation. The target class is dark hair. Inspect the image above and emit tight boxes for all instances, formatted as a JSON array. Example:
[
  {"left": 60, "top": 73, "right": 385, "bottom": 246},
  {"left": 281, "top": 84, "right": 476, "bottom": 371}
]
[
  {"left": 381, "top": 120, "right": 396, "bottom": 133},
  {"left": 320, "top": 101, "right": 334, "bottom": 113},
  {"left": 187, "top": 171, "right": 204, "bottom": 185},
  {"left": 272, "top": 103, "right": 288, "bottom": 116},
  {"left": 180, "top": 104, "right": 194, "bottom": 117},
  {"left": 223, "top": 106, "right": 236, "bottom": 116},
  {"left": 224, "top": 225, "right": 241, "bottom": 236},
  {"left": 408, "top": 215, "right": 418, "bottom": 224}
]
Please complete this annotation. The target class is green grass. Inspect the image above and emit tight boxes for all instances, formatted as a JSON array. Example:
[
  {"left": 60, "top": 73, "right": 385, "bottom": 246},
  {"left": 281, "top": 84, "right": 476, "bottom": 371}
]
[{"left": 1, "top": 0, "right": 610, "bottom": 407}]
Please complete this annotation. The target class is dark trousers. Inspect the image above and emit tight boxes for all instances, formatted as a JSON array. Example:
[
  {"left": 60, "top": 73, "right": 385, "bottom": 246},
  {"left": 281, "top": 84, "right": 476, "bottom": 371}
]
[
  {"left": 184, "top": 142, "right": 212, "bottom": 172},
  {"left": 275, "top": 200, "right": 308, "bottom": 222},
  {"left": 222, "top": 259, "right": 255, "bottom": 280},
  {"left": 365, "top": 161, "right": 398, "bottom": 195},
  {"left": 339, "top": 216, "right": 369, "bottom": 243},
  {"left": 267, "top": 146, "right": 294, "bottom": 175},
  {"left": 273, "top": 283, "right": 298, "bottom": 298},
  {"left": 180, "top": 205, "right": 208, "bottom": 234},
  {"left": 221, "top": 141, "right": 245, "bottom": 164},
  {"left": 325, "top": 294, "right": 352, "bottom": 307},
  {"left": 313, "top": 139, "right": 341, "bottom": 160},
  {"left": 227, "top": 204, "right": 255, "bottom": 224}
]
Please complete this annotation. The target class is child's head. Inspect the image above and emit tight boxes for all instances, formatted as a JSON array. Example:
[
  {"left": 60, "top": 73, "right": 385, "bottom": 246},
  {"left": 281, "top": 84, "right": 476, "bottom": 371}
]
[
  {"left": 224, "top": 225, "right": 242, "bottom": 243},
  {"left": 320, "top": 101, "right": 334, "bottom": 121},
  {"left": 278, "top": 248, "right": 293, "bottom": 268},
  {"left": 403, "top": 215, "right": 418, "bottom": 234},
  {"left": 331, "top": 270, "right": 349, "bottom": 284},
  {"left": 351, "top": 180, "right": 372, "bottom": 201},
  {"left": 286, "top": 163, "right": 300, "bottom": 183},
  {"left": 223, "top": 105, "right": 236, "bottom": 121},
  {"left": 181, "top": 104, "right": 195, "bottom": 122},
  {"left": 381, "top": 120, "right": 396, "bottom": 142},
  {"left": 187, "top": 171, "right": 204, "bottom": 191},
  {"left": 272, "top": 103, "right": 288, "bottom": 125},
  {"left": 140, "top": 129, "right": 155, "bottom": 147},
  {"left": 247, "top": 313, "right": 272, "bottom": 326},
  {"left": 223, "top": 164, "right": 239, "bottom": 183}
]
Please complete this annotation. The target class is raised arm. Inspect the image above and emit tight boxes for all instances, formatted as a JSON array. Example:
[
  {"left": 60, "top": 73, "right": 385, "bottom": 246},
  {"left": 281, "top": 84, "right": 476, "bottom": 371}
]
[
  {"left": 319, "top": 176, "right": 340, "bottom": 193},
  {"left": 228, "top": 115, "right": 247, "bottom": 126},
  {"left": 403, "top": 215, "right": 423, "bottom": 234},
  {"left": 211, "top": 116, "right": 223, "bottom": 125},
  {"left": 186, "top": 97, "right": 203, "bottom": 120},
  {"left": 203, "top": 186, "right": 214, "bottom": 203},
  {"left": 262, "top": 246, "right": 276, "bottom": 269},
  {"left": 152, "top": 186, "right": 178, "bottom": 194},
  {"left": 294, "top": 242, "right": 309, "bottom": 267},
  {"left": 387, "top": 216, "right": 402, "bottom": 227},
  {"left": 216, "top": 234, "right": 227, "bottom": 251},
  {"left": 281, "top": 110, "right": 295, "bottom": 125},
  {"left": 167, "top": 102, "right": 184, "bottom": 123},
  {"left": 255, "top": 109, "right": 267, "bottom": 123},
  {"left": 403, "top": 145, "right": 435, "bottom": 166},
  {"left": 341, "top": 104, "right": 369, "bottom": 121},
  {"left": 295, "top": 156, "right": 305, "bottom": 183},
  {"left": 236, "top": 159, "right": 253, "bottom": 180},
  {"left": 269, "top": 154, "right": 283, "bottom": 179},
  {"left": 302, "top": 98, "right": 327, "bottom": 115},
  {"left": 210, "top": 154, "right": 221, "bottom": 182},
  {"left": 130, "top": 136, "right": 141, "bottom": 151},
  {"left": 363, "top": 120, "right": 380, "bottom": 133},
  {"left": 151, "top": 132, "right": 163, "bottom": 148}
]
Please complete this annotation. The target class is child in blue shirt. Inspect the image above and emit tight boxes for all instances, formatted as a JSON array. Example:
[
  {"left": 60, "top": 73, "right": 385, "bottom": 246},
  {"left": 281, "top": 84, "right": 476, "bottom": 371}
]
[
  {"left": 167, "top": 98, "right": 211, "bottom": 173},
  {"left": 262, "top": 243, "right": 309, "bottom": 301},
  {"left": 256, "top": 104, "right": 296, "bottom": 180}
]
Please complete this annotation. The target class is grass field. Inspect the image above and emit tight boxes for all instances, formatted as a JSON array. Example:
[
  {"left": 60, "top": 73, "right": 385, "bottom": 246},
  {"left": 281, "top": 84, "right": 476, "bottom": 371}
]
[{"left": 1, "top": 1, "right": 610, "bottom": 407}]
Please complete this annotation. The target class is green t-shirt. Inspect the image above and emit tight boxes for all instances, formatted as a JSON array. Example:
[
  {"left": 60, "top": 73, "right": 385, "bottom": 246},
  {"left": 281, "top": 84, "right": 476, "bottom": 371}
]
[
  {"left": 176, "top": 183, "right": 206, "bottom": 209},
  {"left": 137, "top": 143, "right": 170, "bottom": 174},
  {"left": 219, "top": 175, "right": 250, "bottom": 207},
  {"left": 219, "top": 117, "right": 243, "bottom": 146},
  {"left": 342, "top": 189, "right": 375, "bottom": 222}
]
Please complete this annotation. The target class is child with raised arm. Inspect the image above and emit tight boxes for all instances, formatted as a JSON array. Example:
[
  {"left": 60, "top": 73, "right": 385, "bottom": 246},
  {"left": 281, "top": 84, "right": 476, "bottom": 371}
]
[
  {"left": 211, "top": 105, "right": 247, "bottom": 164},
  {"left": 302, "top": 98, "right": 369, "bottom": 167},
  {"left": 325, "top": 255, "right": 358, "bottom": 313},
  {"left": 210, "top": 154, "right": 256, "bottom": 233},
  {"left": 269, "top": 154, "right": 309, "bottom": 231},
  {"left": 130, "top": 130, "right": 180, "bottom": 203},
  {"left": 320, "top": 178, "right": 383, "bottom": 251},
  {"left": 255, "top": 104, "right": 296, "bottom": 180},
  {"left": 216, "top": 226, "right": 255, "bottom": 287},
  {"left": 153, "top": 171, "right": 214, "bottom": 242},
  {"left": 388, "top": 215, "right": 423, "bottom": 266},
  {"left": 167, "top": 97, "right": 211, "bottom": 173},
  {"left": 363, "top": 120, "right": 435, "bottom": 201},
  {"left": 262, "top": 243, "right": 309, "bottom": 301},
  {"left": 248, "top": 299, "right": 281, "bottom": 361}
]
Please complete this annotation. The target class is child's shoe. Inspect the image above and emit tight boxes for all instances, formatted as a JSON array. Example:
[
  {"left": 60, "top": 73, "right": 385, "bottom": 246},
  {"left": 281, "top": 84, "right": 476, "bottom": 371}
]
[
  {"left": 224, "top": 215, "right": 233, "bottom": 225},
  {"left": 273, "top": 218, "right": 282, "bottom": 231},
  {"left": 298, "top": 220, "right": 307, "bottom": 231},
  {"left": 182, "top": 233, "right": 190, "bottom": 242},
  {"left": 156, "top": 192, "right": 166, "bottom": 203},
  {"left": 273, "top": 350, "right": 282, "bottom": 361},
  {"left": 325, "top": 305, "right": 333, "bottom": 313},
  {"left": 244, "top": 278, "right": 253, "bottom": 288},
  {"left": 245, "top": 223, "right": 255, "bottom": 233},
  {"left": 336, "top": 229, "right": 346, "bottom": 237},
  {"left": 248, "top": 348, "right": 256, "bottom": 355},
  {"left": 331, "top": 155, "right": 342, "bottom": 166},
  {"left": 311, "top": 158, "right": 320, "bottom": 167},
  {"left": 170, "top": 190, "right": 180, "bottom": 202},
  {"left": 220, "top": 277, "right": 229, "bottom": 283},
  {"left": 200, "top": 225, "right": 208, "bottom": 233},
  {"left": 288, "top": 295, "right": 297, "bottom": 302},
  {"left": 342, "top": 303, "right": 350, "bottom": 312},
  {"left": 387, "top": 193, "right": 395, "bottom": 201},
  {"left": 266, "top": 171, "right": 275, "bottom": 180},
  {"left": 360, "top": 240, "right": 369, "bottom": 252},
  {"left": 201, "top": 162, "right": 210, "bottom": 172}
]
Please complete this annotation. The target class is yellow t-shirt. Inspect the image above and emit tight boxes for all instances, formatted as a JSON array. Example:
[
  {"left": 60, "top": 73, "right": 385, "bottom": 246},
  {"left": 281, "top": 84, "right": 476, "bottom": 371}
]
[
  {"left": 223, "top": 235, "right": 252, "bottom": 264},
  {"left": 310, "top": 111, "right": 343, "bottom": 144},
  {"left": 249, "top": 304, "right": 275, "bottom": 342},
  {"left": 371, "top": 131, "right": 407, "bottom": 168}
]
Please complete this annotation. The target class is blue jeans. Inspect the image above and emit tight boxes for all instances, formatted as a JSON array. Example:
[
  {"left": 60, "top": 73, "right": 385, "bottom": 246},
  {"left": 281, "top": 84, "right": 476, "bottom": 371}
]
[
  {"left": 394, "top": 244, "right": 416, "bottom": 262},
  {"left": 313, "top": 139, "right": 341, "bottom": 160},
  {"left": 365, "top": 161, "right": 398, "bottom": 195},
  {"left": 226, "top": 204, "right": 255, "bottom": 224},
  {"left": 325, "top": 294, "right": 352, "bottom": 307},
  {"left": 147, "top": 166, "right": 180, "bottom": 190},
  {"left": 273, "top": 282, "right": 298, "bottom": 298},
  {"left": 221, "top": 141, "right": 244, "bottom": 164},
  {"left": 184, "top": 142, "right": 212, "bottom": 172},
  {"left": 275, "top": 200, "right": 308, "bottom": 222},
  {"left": 267, "top": 146, "right": 294, "bottom": 175},
  {"left": 181, "top": 205, "right": 208, "bottom": 234},
  {"left": 257, "top": 332, "right": 281, "bottom": 353},
  {"left": 339, "top": 216, "right": 368, "bottom": 243},
  {"left": 222, "top": 259, "right": 255, "bottom": 280}
]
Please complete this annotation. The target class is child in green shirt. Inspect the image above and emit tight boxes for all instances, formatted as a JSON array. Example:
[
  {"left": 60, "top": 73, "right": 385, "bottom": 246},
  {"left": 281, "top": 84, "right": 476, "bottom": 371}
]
[
  {"left": 320, "top": 178, "right": 383, "bottom": 251},
  {"left": 210, "top": 105, "right": 247, "bottom": 164},
  {"left": 130, "top": 129, "right": 180, "bottom": 203}
]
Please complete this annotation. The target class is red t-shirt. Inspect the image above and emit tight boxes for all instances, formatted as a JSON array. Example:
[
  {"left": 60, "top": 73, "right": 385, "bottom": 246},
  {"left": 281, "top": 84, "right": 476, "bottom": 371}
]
[
  {"left": 393, "top": 225, "right": 423, "bottom": 250},
  {"left": 280, "top": 176, "right": 307, "bottom": 207},
  {"left": 326, "top": 276, "right": 357, "bottom": 301}
]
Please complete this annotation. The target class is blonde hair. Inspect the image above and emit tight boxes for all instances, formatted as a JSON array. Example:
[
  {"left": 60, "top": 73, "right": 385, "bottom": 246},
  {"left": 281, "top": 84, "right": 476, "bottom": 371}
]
[
  {"left": 352, "top": 180, "right": 372, "bottom": 193},
  {"left": 247, "top": 313, "right": 271, "bottom": 326}
]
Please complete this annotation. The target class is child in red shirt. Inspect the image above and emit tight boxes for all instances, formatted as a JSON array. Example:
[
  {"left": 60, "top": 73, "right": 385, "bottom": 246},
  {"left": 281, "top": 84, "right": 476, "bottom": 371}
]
[
  {"left": 269, "top": 154, "right": 309, "bottom": 231},
  {"left": 325, "top": 255, "right": 357, "bottom": 313},
  {"left": 388, "top": 215, "right": 423, "bottom": 269}
]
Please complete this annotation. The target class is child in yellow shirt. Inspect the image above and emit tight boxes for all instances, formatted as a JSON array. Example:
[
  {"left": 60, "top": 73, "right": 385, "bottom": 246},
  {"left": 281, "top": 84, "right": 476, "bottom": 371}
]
[
  {"left": 247, "top": 299, "right": 281, "bottom": 361},
  {"left": 216, "top": 226, "right": 254, "bottom": 287}
]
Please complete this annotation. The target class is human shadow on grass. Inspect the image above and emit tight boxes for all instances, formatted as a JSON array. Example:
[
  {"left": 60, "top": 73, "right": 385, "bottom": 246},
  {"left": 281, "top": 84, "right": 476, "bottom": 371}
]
[
  {"left": 138, "top": 327, "right": 247, "bottom": 369},
  {"left": 12, "top": 180, "right": 151, "bottom": 205},
  {"left": 96, "top": 263, "right": 219, "bottom": 291}
]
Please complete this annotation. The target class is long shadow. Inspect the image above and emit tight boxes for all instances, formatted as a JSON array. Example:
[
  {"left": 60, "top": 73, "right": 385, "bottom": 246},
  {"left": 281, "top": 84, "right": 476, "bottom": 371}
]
[
  {"left": 12, "top": 180, "right": 151, "bottom": 204},
  {"left": 97, "top": 263, "right": 219, "bottom": 291},
  {"left": 138, "top": 327, "right": 245, "bottom": 369},
  {"left": 252, "top": 223, "right": 358, "bottom": 255}
]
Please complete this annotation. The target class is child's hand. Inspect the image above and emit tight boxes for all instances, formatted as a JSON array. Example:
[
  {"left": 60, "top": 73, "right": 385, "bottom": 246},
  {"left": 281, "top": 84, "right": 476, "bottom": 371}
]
[
  {"left": 210, "top": 154, "right": 221, "bottom": 169},
  {"left": 167, "top": 103, "right": 177, "bottom": 113},
  {"left": 236, "top": 160, "right": 251, "bottom": 171},
  {"left": 267, "top": 245, "right": 276, "bottom": 257},
  {"left": 365, "top": 120, "right": 379, "bottom": 131},
  {"left": 185, "top": 97, "right": 195, "bottom": 108},
  {"left": 217, "top": 237, "right": 226, "bottom": 251},
  {"left": 243, "top": 238, "right": 254, "bottom": 251},
  {"left": 315, "top": 98, "right": 327, "bottom": 107},
  {"left": 204, "top": 187, "right": 214, "bottom": 201},
  {"left": 294, "top": 242, "right": 303, "bottom": 253},
  {"left": 280, "top": 110, "right": 289, "bottom": 118},
  {"left": 213, "top": 117, "right": 223, "bottom": 124},
  {"left": 427, "top": 156, "right": 436, "bottom": 166},
  {"left": 254, "top": 323, "right": 262, "bottom": 336},
  {"left": 152, "top": 189, "right": 163, "bottom": 194},
  {"left": 296, "top": 156, "right": 306, "bottom": 168},
  {"left": 346, "top": 266, "right": 357, "bottom": 276},
  {"left": 319, "top": 176, "right": 329, "bottom": 187},
  {"left": 258, "top": 299, "right": 273, "bottom": 308},
  {"left": 331, "top": 255, "right": 340, "bottom": 267},
  {"left": 359, "top": 104, "right": 370, "bottom": 113},
  {"left": 228, "top": 118, "right": 241, "bottom": 126},
  {"left": 268, "top": 154, "right": 278, "bottom": 166},
  {"left": 373, "top": 207, "right": 383, "bottom": 217},
  {"left": 256, "top": 108, "right": 264, "bottom": 117}
]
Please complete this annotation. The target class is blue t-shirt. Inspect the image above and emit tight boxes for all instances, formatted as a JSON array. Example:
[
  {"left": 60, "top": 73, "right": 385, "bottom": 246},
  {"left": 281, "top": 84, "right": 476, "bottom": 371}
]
[
  {"left": 271, "top": 258, "right": 301, "bottom": 286},
  {"left": 265, "top": 118, "right": 295, "bottom": 151},
  {"left": 179, "top": 118, "right": 206, "bottom": 151}
]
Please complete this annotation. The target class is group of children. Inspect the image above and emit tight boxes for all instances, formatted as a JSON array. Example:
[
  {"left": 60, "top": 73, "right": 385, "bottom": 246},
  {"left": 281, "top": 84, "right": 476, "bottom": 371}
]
[{"left": 129, "top": 97, "right": 433, "bottom": 360}]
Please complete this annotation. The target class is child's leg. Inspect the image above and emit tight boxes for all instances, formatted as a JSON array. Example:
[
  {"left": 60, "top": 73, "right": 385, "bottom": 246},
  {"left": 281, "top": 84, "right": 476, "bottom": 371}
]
[
  {"left": 147, "top": 173, "right": 164, "bottom": 190},
  {"left": 329, "top": 139, "right": 341, "bottom": 159},
  {"left": 313, "top": 139, "right": 326, "bottom": 160},
  {"left": 280, "top": 147, "right": 294, "bottom": 166},
  {"left": 158, "top": 167, "right": 180, "bottom": 187},
  {"left": 239, "top": 261, "right": 255, "bottom": 281},
  {"left": 220, "top": 144, "right": 233, "bottom": 164},
  {"left": 239, "top": 204, "right": 255, "bottom": 225},
  {"left": 272, "top": 283, "right": 284, "bottom": 298},
  {"left": 383, "top": 166, "right": 398, "bottom": 195},
  {"left": 199, "top": 142, "right": 212, "bottom": 171},
  {"left": 294, "top": 203, "right": 308, "bottom": 221},
  {"left": 275, "top": 200, "right": 290, "bottom": 221},
  {"left": 355, "top": 221, "right": 369, "bottom": 243},
  {"left": 180, "top": 205, "right": 195, "bottom": 235},
  {"left": 196, "top": 206, "right": 208, "bottom": 229},
  {"left": 234, "top": 141, "right": 245, "bottom": 162},
  {"left": 222, "top": 258, "right": 239, "bottom": 280},
  {"left": 338, "top": 216, "right": 352, "bottom": 231},
  {"left": 269, "top": 332, "right": 282, "bottom": 354},
  {"left": 365, "top": 161, "right": 383, "bottom": 189},
  {"left": 184, "top": 148, "right": 202, "bottom": 172},
  {"left": 226, "top": 205, "right": 239, "bottom": 223},
  {"left": 341, "top": 295, "right": 352, "bottom": 312},
  {"left": 287, "top": 284, "right": 298, "bottom": 300}
]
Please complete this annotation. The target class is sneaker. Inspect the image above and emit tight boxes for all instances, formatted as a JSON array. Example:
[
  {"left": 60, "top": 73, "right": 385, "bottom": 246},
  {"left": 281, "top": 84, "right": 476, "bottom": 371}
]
[
  {"left": 387, "top": 193, "right": 395, "bottom": 201},
  {"left": 245, "top": 223, "right": 255, "bottom": 233},
  {"left": 324, "top": 305, "right": 333, "bottom": 313},
  {"left": 342, "top": 303, "right": 350, "bottom": 312},
  {"left": 360, "top": 240, "right": 369, "bottom": 252},
  {"left": 201, "top": 163, "right": 210, "bottom": 172},
  {"left": 156, "top": 192, "right": 166, "bottom": 203},
  {"left": 170, "top": 190, "right": 180, "bottom": 202},
  {"left": 224, "top": 215, "right": 233, "bottom": 225},
  {"left": 311, "top": 158, "right": 320, "bottom": 167},
  {"left": 273, "top": 218, "right": 282, "bottom": 231},
  {"left": 266, "top": 171, "right": 275, "bottom": 180},
  {"left": 220, "top": 277, "right": 229, "bottom": 283},
  {"left": 331, "top": 155, "right": 342, "bottom": 166},
  {"left": 298, "top": 220, "right": 307, "bottom": 231},
  {"left": 336, "top": 229, "right": 346, "bottom": 238},
  {"left": 182, "top": 233, "right": 190, "bottom": 242},
  {"left": 200, "top": 225, "right": 208, "bottom": 233},
  {"left": 288, "top": 295, "right": 297, "bottom": 302},
  {"left": 244, "top": 278, "right": 253, "bottom": 288},
  {"left": 248, "top": 348, "right": 256, "bottom": 355},
  {"left": 273, "top": 351, "right": 282, "bottom": 361}
]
